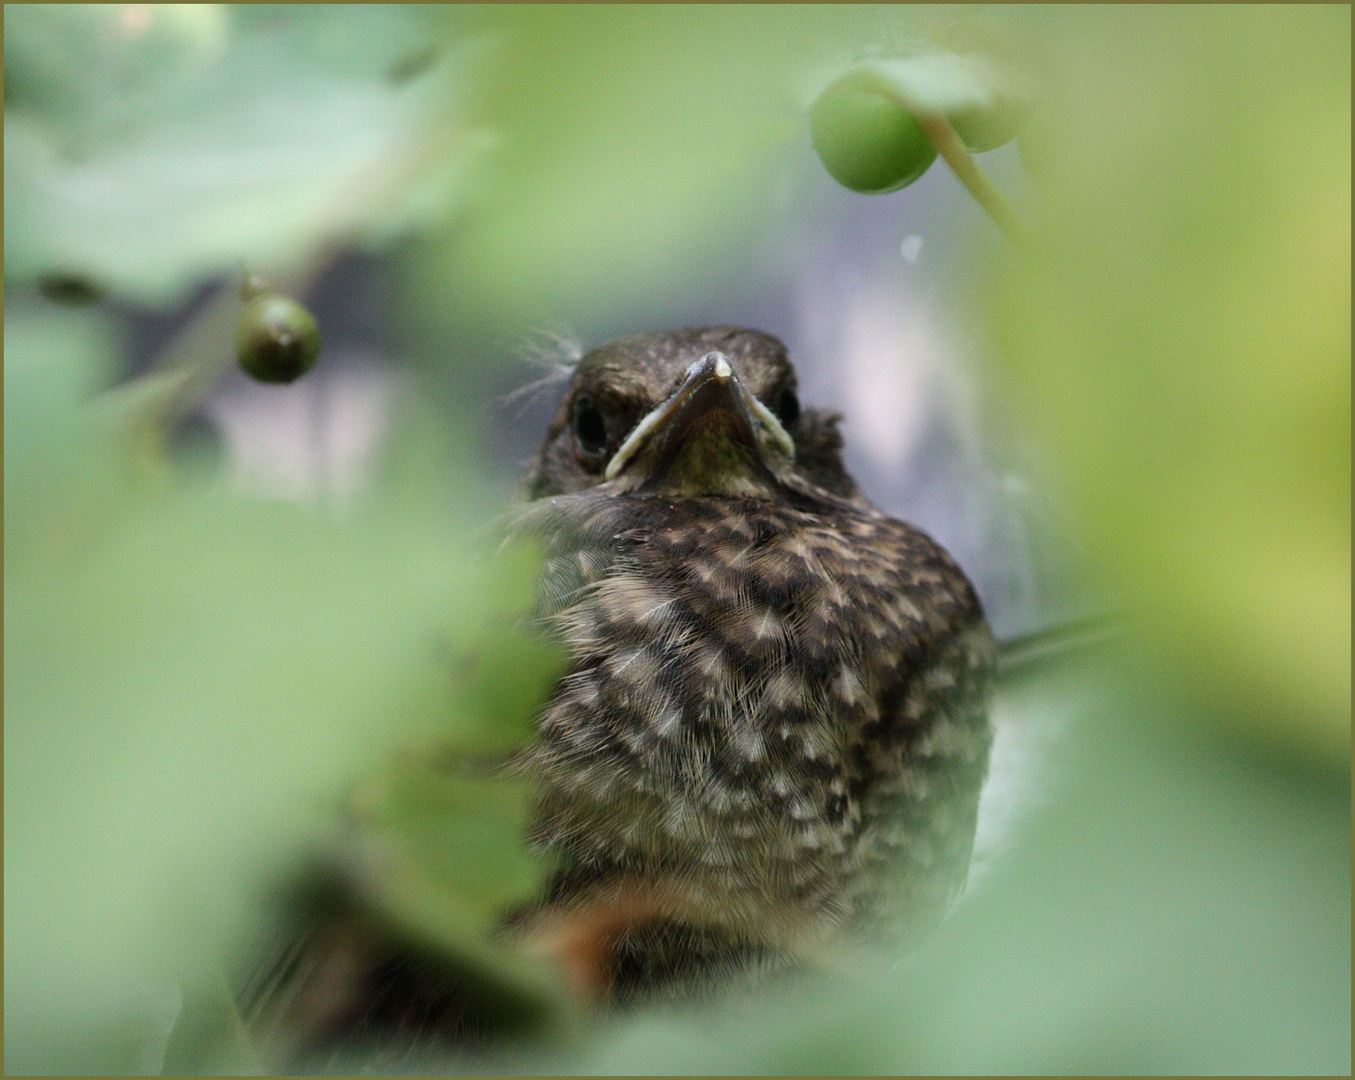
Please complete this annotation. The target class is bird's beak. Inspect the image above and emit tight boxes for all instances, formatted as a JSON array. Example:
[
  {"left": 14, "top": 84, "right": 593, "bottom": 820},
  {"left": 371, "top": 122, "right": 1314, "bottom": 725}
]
[{"left": 604, "top": 352, "right": 795, "bottom": 484}]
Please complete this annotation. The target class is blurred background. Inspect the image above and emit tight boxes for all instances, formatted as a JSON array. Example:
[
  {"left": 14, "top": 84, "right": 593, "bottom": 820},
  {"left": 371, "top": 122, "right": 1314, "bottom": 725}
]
[{"left": 5, "top": 4, "right": 1348, "bottom": 1074}]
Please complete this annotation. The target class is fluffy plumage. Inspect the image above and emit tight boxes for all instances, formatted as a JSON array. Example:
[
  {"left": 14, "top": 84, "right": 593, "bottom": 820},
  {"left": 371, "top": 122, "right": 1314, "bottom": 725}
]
[{"left": 506, "top": 327, "right": 993, "bottom": 995}]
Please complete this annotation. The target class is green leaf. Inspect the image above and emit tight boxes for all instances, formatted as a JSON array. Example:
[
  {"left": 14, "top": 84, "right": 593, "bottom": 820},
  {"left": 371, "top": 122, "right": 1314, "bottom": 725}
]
[
  {"left": 160, "top": 974, "right": 266, "bottom": 1076},
  {"left": 3, "top": 4, "right": 492, "bottom": 307},
  {"left": 329, "top": 538, "right": 569, "bottom": 1014},
  {"left": 2, "top": 314, "right": 555, "bottom": 1068},
  {"left": 346, "top": 755, "right": 566, "bottom": 1017},
  {"left": 991, "top": 5, "right": 1350, "bottom": 762}
]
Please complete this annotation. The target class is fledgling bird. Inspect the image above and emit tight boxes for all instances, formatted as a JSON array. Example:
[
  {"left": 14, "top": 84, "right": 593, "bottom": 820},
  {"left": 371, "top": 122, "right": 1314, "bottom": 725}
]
[
  {"left": 239, "top": 326, "right": 994, "bottom": 1065},
  {"left": 503, "top": 326, "right": 994, "bottom": 1001}
]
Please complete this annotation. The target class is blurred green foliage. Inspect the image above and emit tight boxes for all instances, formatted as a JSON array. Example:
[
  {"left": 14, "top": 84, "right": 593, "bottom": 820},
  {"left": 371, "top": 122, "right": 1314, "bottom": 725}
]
[
  {"left": 4, "top": 4, "right": 1349, "bottom": 1075},
  {"left": 994, "top": 5, "right": 1350, "bottom": 764},
  {"left": 4, "top": 4, "right": 489, "bottom": 304},
  {"left": 404, "top": 4, "right": 931, "bottom": 330},
  {"left": 5, "top": 303, "right": 562, "bottom": 1071},
  {"left": 4, "top": 8, "right": 557, "bottom": 1071}
]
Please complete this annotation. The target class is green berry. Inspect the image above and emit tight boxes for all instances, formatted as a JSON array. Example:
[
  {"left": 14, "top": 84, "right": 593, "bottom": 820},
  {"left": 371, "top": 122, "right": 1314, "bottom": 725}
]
[
  {"left": 236, "top": 277, "right": 320, "bottom": 384},
  {"left": 809, "top": 70, "right": 938, "bottom": 194}
]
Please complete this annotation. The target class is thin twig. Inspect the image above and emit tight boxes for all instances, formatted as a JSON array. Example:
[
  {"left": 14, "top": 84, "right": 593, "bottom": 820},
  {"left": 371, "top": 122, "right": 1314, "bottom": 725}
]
[
  {"left": 912, "top": 110, "right": 1029, "bottom": 245},
  {"left": 996, "top": 613, "right": 1124, "bottom": 683}
]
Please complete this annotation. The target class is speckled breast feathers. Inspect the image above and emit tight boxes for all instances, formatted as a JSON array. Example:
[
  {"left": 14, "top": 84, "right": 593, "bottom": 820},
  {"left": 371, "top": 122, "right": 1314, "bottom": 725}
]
[{"left": 511, "top": 327, "right": 994, "bottom": 956}]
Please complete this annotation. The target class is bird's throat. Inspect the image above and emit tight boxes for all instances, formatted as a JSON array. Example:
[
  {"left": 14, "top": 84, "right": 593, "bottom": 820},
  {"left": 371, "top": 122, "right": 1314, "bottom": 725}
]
[{"left": 640, "top": 411, "right": 777, "bottom": 497}]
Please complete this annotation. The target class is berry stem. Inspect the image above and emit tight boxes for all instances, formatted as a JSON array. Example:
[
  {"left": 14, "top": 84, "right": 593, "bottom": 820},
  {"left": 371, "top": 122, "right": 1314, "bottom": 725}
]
[{"left": 911, "top": 110, "right": 1028, "bottom": 244}]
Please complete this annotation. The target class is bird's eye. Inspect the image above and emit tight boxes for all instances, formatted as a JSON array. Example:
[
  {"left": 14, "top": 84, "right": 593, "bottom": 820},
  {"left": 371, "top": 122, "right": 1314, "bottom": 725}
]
[
  {"left": 772, "top": 385, "right": 800, "bottom": 429},
  {"left": 572, "top": 395, "right": 608, "bottom": 459}
]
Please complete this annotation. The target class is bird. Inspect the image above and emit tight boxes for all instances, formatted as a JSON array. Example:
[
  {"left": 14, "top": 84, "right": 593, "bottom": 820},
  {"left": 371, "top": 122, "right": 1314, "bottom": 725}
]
[
  {"left": 500, "top": 325, "right": 994, "bottom": 1003},
  {"left": 236, "top": 325, "right": 995, "bottom": 1065}
]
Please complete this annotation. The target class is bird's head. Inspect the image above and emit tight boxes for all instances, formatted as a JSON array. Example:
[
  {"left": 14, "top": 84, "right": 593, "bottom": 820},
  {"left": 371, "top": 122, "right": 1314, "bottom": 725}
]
[{"left": 524, "top": 326, "right": 858, "bottom": 502}]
